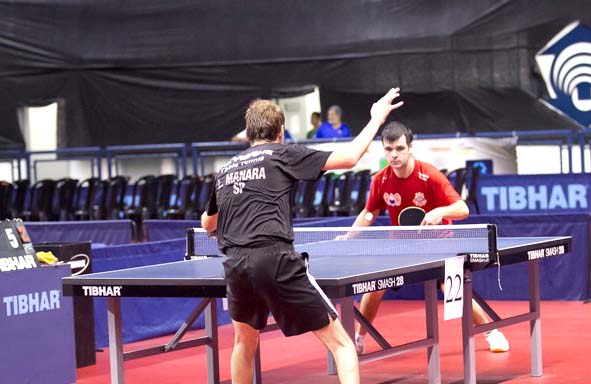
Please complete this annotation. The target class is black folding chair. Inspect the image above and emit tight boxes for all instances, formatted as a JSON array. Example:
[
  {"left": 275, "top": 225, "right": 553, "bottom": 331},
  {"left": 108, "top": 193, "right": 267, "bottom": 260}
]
[
  {"left": 352, "top": 169, "right": 372, "bottom": 213},
  {"left": 0, "top": 181, "right": 14, "bottom": 219},
  {"left": 102, "top": 176, "right": 129, "bottom": 220},
  {"left": 22, "top": 179, "right": 56, "bottom": 221},
  {"left": 155, "top": 174, "right": 178, "bottom": 218},
  {"left": 293, "top": 179, "right": 319, "bottom": 218},
  {"left": 73, "top": 177, "right": 105, "bottom": 220},
  {"left": 463, "top": 166, "right": 481, "bottom": 214},
  {"left": 10, "top": 179, "right": 30, "bottom": 219},
  {"left": 52, "top": 178, "right": 79, "bottom": 221},
  {"left": 446, "top": 168, "right": 468, "bottom": 195},
  {"left": 314, "top": 173, "right": 337, "bottom": 217},
  {"left": 163, "top": 175, "right": 199, "bottom": 219},
  {"left": 125, "top": 175, "right": 158, "bottom": 240},
  {"left": 186, "top": 174, "right": 214, "bottom": 220},
  {"left": 328, "top": 171, "right": 356, "bottom": 216}
]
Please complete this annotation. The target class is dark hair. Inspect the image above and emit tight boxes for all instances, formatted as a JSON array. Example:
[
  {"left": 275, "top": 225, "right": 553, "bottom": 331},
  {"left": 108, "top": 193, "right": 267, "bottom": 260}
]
[
  {"left": 245, "top": 99, "right": 285, "bottom": 143},
  {"left": 311, "top": 112, "right": 321, "bottom": 119},
  {"left": 381, "top": 122, "right": 413, "bottom": 145}
]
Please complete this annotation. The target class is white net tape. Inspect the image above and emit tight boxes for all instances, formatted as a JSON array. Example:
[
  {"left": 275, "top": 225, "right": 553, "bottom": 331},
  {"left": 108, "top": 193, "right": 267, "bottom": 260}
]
[{"left": 191, "top": 224, "right": 492, "bottom": 257}]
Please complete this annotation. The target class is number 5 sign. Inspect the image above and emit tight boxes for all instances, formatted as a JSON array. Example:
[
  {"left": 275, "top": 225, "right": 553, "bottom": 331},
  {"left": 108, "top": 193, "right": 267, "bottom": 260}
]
[{"left": 444, "top": 256, "right": 464, "bottom": 320}]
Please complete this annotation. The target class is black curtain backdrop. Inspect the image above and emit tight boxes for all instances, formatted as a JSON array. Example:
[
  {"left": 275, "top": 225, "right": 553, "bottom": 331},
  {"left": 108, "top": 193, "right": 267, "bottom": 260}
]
[{"left": 0, "top": 0, "right": 588, "bottom": 147}]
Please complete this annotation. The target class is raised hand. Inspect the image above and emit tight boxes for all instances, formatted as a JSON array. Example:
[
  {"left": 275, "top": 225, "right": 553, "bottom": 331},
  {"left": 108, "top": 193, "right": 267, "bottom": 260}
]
[{"left": 370, "top": 87, "right": 404, "bottom": 125}]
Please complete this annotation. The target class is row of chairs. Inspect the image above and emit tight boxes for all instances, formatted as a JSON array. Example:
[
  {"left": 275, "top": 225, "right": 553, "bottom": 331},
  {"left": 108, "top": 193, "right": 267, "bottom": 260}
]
[
  {"left": 293, "top": 166, "right": 481, "bottom": 218},
  {"left": 293, "top": 170, "right": 372, "bottom": 217},
  {"left": 0, "top": 175, "right": 216, "bottom": 223},
  {"left": 0, "top": 177, "right": 126, "bottom": 221},
  {"left": 0, "top": 169, "right": 372, "bottom": 225},
  {"left": 0, "top": 166, "right": 480, "bottom": 227}
]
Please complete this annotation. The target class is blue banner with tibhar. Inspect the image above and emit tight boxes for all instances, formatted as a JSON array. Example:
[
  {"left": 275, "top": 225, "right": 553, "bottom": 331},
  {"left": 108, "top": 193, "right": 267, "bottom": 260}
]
[{"left": 477, "top": 173, "right": 590, "bottom": 214}]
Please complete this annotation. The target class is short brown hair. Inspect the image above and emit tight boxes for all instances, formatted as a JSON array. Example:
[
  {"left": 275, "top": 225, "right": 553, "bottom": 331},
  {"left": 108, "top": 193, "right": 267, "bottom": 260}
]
[
  {"left": 381, "top": 121, "right": 413, "bottom": 145},
  {"left": 245, "top": 100, "right": 285, "bottom": 143}
]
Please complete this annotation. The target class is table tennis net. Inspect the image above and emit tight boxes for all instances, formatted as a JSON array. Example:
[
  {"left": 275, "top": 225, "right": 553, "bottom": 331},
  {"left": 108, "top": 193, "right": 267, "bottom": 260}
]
[{"left": 189, "top": 224, "right": 495, "bottom": 258}]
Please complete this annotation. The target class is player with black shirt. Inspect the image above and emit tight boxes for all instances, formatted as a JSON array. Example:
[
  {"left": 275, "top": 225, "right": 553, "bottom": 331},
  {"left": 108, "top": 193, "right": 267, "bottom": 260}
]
[{"left": 201, "top": 88, "right": 403, "bottom": 384}]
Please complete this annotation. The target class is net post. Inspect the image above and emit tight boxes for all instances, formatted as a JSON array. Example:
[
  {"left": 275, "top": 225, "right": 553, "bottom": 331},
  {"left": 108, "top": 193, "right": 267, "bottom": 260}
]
[
  {"left": 487, "top": 224, "right": 498, "bottom": 263},
  {"left": 185, "top": 228, "right": 195, "bottom": 260}
]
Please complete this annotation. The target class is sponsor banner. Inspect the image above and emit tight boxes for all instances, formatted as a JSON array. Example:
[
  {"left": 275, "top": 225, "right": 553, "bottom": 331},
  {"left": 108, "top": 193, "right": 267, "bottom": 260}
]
[
  {"left": 477, "top": 173, "right": 591, "bottom": 214},
  {"left": 0, "top": 265, "right": 76, "bottom": 383},
  {"left": 536, "top": 21, "right": 591, "bottom": 127},
  {"left": 0, "top": 220, "right": 39, "bottom": 273}
]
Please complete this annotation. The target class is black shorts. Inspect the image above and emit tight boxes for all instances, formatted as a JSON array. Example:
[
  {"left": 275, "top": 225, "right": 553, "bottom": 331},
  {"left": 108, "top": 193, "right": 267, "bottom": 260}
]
[{"left": 223, "top": 242, "right": 338, "bottom": 337}]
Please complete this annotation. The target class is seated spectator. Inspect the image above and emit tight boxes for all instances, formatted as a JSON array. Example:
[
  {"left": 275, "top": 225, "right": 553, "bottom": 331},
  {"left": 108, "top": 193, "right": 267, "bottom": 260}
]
[
  {"left": 314, "top": 105, "right": 351, "bottom": 139},
  {"left": 306, "top": 111, "right": 323, "bottom": 139},
  {"left": 231, "top": 129, "right": 248, "bottom": 142}
]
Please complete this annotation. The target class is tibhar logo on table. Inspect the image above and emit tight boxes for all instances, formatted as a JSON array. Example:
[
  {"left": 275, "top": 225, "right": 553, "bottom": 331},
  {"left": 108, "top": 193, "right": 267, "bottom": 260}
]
[
  {"left": 2, "top": 290, "right": 60, "bottom": 317},
  {"left": 468, "top": 253, "right": 490, "bottom": 263},
  {"left": 82, "top": 286, "right": 122, "bottom": 297},
  {"left": 527, "top": 245, "right": 566, "bottom": 261},
  {"left": 352, "top": 276, "right": 404, "bottom": 294}
]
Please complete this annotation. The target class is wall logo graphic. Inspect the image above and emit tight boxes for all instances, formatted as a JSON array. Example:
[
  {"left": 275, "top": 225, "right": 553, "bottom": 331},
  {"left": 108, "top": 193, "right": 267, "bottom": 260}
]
[{"left": 536, "top": 21, "right": 591, "bottom": 127}]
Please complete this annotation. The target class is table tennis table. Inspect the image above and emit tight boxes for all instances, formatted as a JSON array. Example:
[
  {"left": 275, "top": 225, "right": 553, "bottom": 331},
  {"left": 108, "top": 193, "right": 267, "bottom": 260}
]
[{"left": 62, "top": 224, "right": 571, "bottom": 384}]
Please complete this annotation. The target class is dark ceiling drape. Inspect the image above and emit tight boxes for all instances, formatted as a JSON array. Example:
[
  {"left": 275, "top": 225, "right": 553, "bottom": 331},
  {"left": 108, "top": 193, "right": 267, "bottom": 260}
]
[{"left": 0, "top": 0, "right": 588, "bottom": 147}]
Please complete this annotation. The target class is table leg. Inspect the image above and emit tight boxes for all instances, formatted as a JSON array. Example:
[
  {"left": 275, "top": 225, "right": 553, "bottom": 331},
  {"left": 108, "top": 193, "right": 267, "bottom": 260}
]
[
  {"left": 340, "top": 296, "right": 355, "bottom": 340},
  {"left": 529, "top": 261, "right": 543, "bottom": 377},
  {"left": 424, "top": 280, "right": 441, "bottom": 384},
  {"left": 165, "top": 298, "right": 211, "bottom": 351},
  {"left": 462, "top": 270, "right": 476, "bottom": 384},
  {"left": 253, "top": 343, "right": 262, "bottom": 384},
  {"left": 107, "top": 297, "right": 124, "bottom": 384},
  {"left": 327, "top": 299, "right": 338, "bottom": 375},
  {"left": 205, "top": 299, "right": 220, "bottom": 384}
]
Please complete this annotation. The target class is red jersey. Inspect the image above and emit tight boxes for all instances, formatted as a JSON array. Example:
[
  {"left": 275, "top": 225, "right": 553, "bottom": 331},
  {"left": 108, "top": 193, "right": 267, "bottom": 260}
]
[{"left": 365, "top": 159, "right": 461, "bottom": 225}]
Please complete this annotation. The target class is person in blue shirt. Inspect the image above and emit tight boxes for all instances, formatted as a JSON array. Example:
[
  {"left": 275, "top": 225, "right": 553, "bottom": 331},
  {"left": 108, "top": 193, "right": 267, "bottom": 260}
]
[{"left": 315, "top": 105, "right": 351, "bottom": 139}]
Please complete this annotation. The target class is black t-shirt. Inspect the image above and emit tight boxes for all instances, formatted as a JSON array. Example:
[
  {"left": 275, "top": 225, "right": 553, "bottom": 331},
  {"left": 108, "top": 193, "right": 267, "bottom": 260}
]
[{"left": 206, "top": 143, "right": 331, "bottom": 252}]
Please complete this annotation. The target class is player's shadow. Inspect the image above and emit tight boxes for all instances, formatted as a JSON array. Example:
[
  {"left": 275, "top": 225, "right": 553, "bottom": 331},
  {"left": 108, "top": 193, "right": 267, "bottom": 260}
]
[
  {"left": 375, "top": 378, "right": 411, "bottom": 384},
  {"left": 447, "top": 380, "right": 510, "bottom": 384},
  {"left": 377, "top": 377, "right": 514, "bottom": 384}
]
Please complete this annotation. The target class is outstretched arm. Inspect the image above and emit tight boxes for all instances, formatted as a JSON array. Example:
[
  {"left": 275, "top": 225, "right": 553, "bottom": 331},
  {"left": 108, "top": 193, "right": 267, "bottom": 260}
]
[
  {"left": 336, "top": 208, "right": 381, "bottom": 240},
  {"left": 323, "top": 88, "right": 403, "bottom": 170},
  {"left": 421, "top": 200, "right": 469, "bottom": 225},
  {"left": 351, "top": 208, "right": 380, "bottom": 227}
]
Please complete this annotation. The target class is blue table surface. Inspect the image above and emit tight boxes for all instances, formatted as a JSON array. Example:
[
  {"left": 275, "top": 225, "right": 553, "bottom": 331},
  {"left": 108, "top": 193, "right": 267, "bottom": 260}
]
[{"left": 64, "top": 237, "right": 561, "bottom": 282}]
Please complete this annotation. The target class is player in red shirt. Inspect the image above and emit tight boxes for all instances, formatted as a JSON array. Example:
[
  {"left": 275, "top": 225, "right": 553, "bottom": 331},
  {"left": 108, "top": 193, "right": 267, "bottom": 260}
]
[{"left": 349, "top": 122, "right": 510, "bottom": 354}]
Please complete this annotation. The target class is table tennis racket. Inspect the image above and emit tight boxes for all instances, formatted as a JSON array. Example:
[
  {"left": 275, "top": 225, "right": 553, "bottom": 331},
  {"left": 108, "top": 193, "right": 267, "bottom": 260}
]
[{"left": 398, "top": 206, "right": 426, "bottom": 226}]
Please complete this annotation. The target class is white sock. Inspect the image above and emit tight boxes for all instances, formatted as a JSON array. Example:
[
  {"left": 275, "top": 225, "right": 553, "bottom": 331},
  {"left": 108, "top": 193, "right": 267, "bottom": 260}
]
[{"left": 355, "top": 333, "right": 365, "bottom": 343}]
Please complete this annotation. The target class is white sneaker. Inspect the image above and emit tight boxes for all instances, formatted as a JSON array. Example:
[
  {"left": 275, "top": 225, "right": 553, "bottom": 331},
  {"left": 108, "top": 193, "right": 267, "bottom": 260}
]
[
  {"left": 355, "top": 334, "right": 365, "bottom": 354},
  {"left": 486, "top": 329, "right": 510, "bottom": 353}
]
